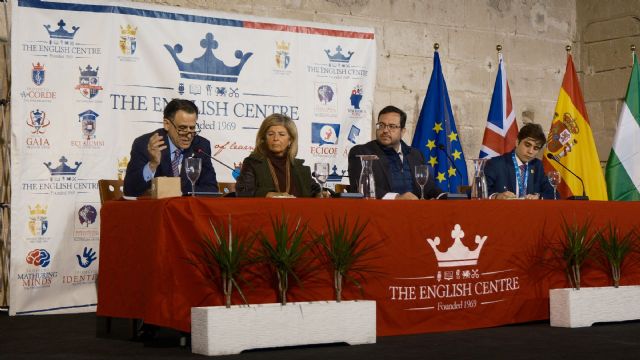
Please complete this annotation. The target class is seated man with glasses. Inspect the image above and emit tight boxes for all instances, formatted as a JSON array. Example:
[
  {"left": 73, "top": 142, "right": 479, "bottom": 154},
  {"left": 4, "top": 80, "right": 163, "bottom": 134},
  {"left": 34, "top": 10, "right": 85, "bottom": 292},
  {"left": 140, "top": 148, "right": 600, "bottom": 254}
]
[
  {"left": 123, "top": 98, "right": 218, "bottom": 197},
  {"left": 347, "top": 105, "right": 442, "bottom": 199}
]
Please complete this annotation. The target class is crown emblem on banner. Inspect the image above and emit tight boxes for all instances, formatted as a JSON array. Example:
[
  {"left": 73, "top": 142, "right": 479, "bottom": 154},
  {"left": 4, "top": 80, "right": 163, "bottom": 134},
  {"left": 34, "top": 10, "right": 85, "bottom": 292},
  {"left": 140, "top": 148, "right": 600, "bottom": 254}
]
[
  {"left": 79, "top": 65, "right": 98, "bottom": 77},
  {"left": 43, "top": 156, "right": 82, "bottom": 176},
  {"left": 44, "top": 19, "right": 79, "bottom": 40},
  {"left": 164, "top": 33, "right": 253, "bottom": 82},
  {"left": 325, "top": 45, "right": 354, "bottom": 63},
  {"left": 426, "top": 224, "right": 487, "bottom": 267},
  {"left": 29, "top": 204, "right": 48, "bottom": 216},
  {"left": 276, "top": 41, "right": 290, "bottom": 52},
  {"left": 32, "top": 62, "right": 44, "bottom": 72},
  {"left": 120, "top": 24, "right": 137, "bottom": 36},
  {"left": 118, "top": 156, "right": 129, "bottom": 169}
]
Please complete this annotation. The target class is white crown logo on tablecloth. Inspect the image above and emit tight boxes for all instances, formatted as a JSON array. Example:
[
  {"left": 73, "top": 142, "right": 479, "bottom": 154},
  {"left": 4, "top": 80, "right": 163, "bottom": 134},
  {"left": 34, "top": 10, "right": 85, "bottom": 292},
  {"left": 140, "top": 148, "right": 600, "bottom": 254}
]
[{"left": 426, "top": 224, "right": 487, "bottom": 267}]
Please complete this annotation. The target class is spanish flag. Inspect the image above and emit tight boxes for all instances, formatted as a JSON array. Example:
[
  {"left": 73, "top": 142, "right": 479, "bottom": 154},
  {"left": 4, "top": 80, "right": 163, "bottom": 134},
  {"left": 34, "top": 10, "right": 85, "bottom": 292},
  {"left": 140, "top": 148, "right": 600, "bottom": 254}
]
[{"left": 542, "top": 54, "right": 608, "bottom": 200}]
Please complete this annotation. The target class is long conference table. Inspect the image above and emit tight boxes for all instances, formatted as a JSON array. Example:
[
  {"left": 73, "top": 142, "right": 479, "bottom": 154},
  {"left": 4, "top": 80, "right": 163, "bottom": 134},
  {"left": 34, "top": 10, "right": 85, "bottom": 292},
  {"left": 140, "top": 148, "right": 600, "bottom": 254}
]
[{"left": 97, "top": 197, "right": 640, "bottom": 336}]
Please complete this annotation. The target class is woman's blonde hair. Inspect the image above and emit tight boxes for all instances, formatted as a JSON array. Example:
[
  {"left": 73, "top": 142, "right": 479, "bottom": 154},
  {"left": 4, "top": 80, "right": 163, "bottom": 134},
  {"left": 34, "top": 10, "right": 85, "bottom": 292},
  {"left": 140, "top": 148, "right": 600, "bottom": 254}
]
[{"left": 254, "top": 113, "right": 298, "bottom": 162}]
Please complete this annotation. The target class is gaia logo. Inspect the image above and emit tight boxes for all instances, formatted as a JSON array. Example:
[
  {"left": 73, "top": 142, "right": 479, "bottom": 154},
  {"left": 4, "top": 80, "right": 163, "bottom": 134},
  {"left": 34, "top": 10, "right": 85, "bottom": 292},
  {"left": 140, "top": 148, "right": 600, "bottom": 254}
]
[
  {"left": 275, "top": 41, "right": 290, "bottom": 70},
  {"left": 119, "top": 24, "right": 137, "bottom": 56},
  {"left": 32, "top": 63, "right": 45, "bottom": 86},
  {"left": 75, "top": 65, "right": 103, "bottom": 99},
  {"left": 28, "top": 204, "right": 48, "bottom": 236},
  {"left": 26, "top": 249, "right": 51, "bottom": 268},
  {"left": 77, "top": 205, "right": 97, "bottom": 227},
  {"left": 164, "top": 32, "right": 253, "bottom": 82},
  {"left": 27, "top": 109, "right": 50, "bottom": 134}
]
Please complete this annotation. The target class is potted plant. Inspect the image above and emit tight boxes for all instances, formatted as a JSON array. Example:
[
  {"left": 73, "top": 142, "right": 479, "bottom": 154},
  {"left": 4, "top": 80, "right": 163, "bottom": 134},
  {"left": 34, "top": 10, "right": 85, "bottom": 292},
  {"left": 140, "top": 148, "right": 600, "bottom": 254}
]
[
  {"left": 258, "top": 213, "right": 316, "bottom": 305},
  {"left": 189, "top": 215, "right": 256, "bottom": 307},
  {"left": 551, "top": 217, "right": 598, "bottom": 290},
  {"left": 191, "top": 213, "right": 376, "bottom": 356},
  {"left": 315, "top": 215, "right": 381, "bottom": 302},
  {"left": 549, "top": 219, "right": 640, "bottom": 328},
  {"left": 595, "top": 223, "right": 636, "bottom": 288}
]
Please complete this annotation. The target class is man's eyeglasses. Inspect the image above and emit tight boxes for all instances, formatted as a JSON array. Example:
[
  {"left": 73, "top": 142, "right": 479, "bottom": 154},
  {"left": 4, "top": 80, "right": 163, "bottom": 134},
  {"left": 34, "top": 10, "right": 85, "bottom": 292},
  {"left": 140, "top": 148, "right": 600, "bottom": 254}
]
[
  {"left": 167, "top": 118, "right": 201, "bottom": 136},
  {"left": 375, "top": 122, "right": 401, "bottom": 131}
]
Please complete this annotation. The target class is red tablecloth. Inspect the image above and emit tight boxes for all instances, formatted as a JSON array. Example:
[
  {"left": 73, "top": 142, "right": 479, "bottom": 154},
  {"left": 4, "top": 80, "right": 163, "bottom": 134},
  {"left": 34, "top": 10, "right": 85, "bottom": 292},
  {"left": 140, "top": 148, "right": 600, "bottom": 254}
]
[{"left": 97, "top": 198, "right": 640, "bottom": 336}]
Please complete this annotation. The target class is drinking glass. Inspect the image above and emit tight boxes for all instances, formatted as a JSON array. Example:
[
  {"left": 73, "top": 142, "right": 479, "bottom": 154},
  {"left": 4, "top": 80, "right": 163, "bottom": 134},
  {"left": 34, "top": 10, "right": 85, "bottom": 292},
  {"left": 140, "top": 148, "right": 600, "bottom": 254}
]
[
  {"left": 185, "top": 157, "right": 202, "bottom": 197},
  {"left": 314, "top": 163, "right": 330, "bottom": 198},
  {"left": 415, "top": 165, "right": 429, "bottom": 200},
  {"left": 547, "top": 170, "right": 561, "bottom": 200}
]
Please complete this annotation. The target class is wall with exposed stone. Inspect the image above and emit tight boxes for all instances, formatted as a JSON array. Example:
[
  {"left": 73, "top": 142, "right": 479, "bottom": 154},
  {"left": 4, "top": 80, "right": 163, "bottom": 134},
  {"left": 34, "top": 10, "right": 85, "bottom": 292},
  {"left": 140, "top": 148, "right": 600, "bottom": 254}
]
[
  {"left": 9, "top": 0, "right": 638, "bottom": 176},
  {"left": 577, "top": 0, "right": 640, "bottom": 164},
  {"left": 125, "top": 0, "right": 577, "bottom": 173}
]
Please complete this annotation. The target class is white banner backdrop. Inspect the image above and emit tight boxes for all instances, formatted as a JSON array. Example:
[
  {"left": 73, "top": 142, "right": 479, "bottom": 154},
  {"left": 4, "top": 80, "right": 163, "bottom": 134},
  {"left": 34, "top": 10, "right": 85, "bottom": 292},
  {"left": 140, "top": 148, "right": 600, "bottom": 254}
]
[{"left": 10, "top": 0, "right": 375, "bottom": 315}]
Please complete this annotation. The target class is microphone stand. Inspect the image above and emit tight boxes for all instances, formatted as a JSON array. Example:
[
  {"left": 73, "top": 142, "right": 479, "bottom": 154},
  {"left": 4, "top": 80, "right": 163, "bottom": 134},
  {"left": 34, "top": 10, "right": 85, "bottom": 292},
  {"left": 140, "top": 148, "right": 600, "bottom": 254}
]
[{"left": 546, "top": 153, "right": 589, "bottom": 200}]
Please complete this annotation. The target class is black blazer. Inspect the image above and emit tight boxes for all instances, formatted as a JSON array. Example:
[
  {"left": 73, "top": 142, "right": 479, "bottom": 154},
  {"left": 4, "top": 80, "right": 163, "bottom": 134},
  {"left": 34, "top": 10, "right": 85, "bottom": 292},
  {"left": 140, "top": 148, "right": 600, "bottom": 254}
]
[
  {"left": 123, "top": 128, "right": 218, "bottom": 197},
  {"left": 484, "top": 151, "right": 555, "bottom": 199},
  {"left": 347, "top": 140, "right": 442, "bottom": 199}
]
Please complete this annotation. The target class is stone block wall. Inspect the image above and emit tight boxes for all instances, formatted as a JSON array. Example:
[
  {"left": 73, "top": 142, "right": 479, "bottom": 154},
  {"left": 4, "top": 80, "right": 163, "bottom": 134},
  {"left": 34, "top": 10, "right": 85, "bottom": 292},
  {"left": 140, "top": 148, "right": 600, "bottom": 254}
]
[
  {"left": 8, "top": 0, "right": 636, "bottom": 177},
  {"left": 126, "top": 0, "right": 578, "bottom": 174},
  {"left": 577, "top": 0, "right": 640, "bottom": 163}
]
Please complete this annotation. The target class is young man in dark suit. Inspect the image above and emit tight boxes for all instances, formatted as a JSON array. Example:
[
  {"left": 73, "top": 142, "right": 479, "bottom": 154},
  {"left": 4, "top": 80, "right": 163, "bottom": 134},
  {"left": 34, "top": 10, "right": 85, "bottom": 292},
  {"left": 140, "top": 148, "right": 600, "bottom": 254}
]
[
  {"left": 484, "top": 122, "right": 555, "bottom": 199},
  {"left": 123, "top": 99, "right": 218, "bottom": 197}
]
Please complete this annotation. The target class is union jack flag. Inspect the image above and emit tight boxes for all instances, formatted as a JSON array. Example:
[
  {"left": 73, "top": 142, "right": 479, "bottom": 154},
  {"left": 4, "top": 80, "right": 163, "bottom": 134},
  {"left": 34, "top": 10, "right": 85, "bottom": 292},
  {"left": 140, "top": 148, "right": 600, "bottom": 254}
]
[{"left": 479, "top": 53, "right": 518, "bottom": 159}]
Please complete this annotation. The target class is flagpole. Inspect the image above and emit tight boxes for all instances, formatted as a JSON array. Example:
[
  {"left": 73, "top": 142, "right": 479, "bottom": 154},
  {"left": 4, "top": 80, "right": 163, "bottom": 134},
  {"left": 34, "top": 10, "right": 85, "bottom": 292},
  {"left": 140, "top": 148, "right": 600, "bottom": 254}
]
[
  {"left": 434, "top": 42, "right": 451, "bottom": 192},
  {"left": 631, "top": 44, "right": 636, "bottom": 64}
]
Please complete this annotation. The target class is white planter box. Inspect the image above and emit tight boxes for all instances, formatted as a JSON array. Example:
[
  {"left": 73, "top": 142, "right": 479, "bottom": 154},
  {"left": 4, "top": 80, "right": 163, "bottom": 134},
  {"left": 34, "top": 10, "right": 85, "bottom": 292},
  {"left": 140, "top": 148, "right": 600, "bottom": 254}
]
[
  {"left": 191, "top": 300, "right": 376, "bottom": 356},
  {"left": 550, "top": 286, "right": 640, "bottom": 327}
]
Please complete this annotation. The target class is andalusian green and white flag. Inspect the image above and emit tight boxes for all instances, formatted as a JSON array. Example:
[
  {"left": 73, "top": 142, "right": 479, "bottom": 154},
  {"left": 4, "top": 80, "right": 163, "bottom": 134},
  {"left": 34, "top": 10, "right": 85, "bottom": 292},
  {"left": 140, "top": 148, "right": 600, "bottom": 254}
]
[{"left": 605, "top": 52, "right": 640, "bottom": 200}]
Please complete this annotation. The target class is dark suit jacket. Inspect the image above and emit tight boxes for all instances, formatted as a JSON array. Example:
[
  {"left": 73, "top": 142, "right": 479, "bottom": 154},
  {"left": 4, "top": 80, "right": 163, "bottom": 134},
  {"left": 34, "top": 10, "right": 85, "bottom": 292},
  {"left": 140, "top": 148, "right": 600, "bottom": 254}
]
[
  {"left": 347, "top": 140, "right": 442, "bottom": 199},
  {"left": 123, "top": 129, "right": 218, "bottom": 197},
  {"left": 235, "top": 152, "right": 321, "bottom": 198},
  {"left": 484, "top": 151, "right": 555, "bottom": 199}
]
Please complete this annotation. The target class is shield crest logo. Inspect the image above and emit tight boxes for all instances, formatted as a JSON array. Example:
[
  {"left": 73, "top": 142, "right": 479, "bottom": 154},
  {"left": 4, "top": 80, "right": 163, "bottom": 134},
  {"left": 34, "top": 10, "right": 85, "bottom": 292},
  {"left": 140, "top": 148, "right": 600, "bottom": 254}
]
[
  {"left": 32, "top": 63, "right": 45, "bottom": 86},
  {"left": 27, "top": 109, "right": 50, "bottom": 134},
  {"left": 28, "top": 205, "right": 49, "bottom": 236},
  {"left": 275, "top": 41, "right": 290, "bottom": 69},
  {"left": 75, "top": 65, "right": 103, "bottom": 99},
  {"left": 119, "top": 25, "right": 138, "bottom": 55},
  {"left": 78, "top": 110, "right": 99, "bottom": 140}
]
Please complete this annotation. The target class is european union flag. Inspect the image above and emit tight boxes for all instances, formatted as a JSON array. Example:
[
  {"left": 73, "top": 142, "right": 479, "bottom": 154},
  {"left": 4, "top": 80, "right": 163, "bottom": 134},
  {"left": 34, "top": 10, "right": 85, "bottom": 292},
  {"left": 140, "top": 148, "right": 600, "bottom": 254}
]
[{"left": 411, "top": 50, "right": 468, "bottom": 193}]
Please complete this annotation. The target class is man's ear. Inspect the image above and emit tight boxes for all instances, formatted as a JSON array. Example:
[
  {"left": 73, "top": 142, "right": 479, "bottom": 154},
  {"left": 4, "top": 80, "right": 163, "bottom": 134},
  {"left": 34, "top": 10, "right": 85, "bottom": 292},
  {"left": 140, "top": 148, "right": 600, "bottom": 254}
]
[{"left": 163, "top": 118, "right": 170, "bottom": 131}]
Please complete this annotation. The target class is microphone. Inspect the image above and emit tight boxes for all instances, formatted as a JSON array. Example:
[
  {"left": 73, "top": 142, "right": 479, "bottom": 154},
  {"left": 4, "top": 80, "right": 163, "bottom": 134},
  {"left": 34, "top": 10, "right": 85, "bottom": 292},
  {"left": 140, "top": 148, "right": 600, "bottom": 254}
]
[
  {"left": 545, "top": 153, "right": 588, "bottom": 200},
  {"left": 196, "top": 148, "right": 236, "bottom": 171}
]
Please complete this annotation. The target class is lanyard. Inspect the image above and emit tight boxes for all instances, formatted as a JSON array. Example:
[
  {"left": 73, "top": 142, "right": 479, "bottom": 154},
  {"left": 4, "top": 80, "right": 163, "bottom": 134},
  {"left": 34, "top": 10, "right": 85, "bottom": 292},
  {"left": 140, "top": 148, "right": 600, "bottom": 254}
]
[{"left": 511, "top": 152, "right": 528, "bottom": 197}]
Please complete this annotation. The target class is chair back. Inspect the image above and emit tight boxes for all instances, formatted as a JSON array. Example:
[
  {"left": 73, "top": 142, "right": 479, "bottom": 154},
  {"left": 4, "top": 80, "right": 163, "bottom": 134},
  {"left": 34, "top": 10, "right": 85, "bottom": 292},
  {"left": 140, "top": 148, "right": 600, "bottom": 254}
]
[
  {"left": 218, "top": 182, "right": 236, "bottom": 195},
  {"left": 98, "top": 179, "right": 124, "bottom": 204}
]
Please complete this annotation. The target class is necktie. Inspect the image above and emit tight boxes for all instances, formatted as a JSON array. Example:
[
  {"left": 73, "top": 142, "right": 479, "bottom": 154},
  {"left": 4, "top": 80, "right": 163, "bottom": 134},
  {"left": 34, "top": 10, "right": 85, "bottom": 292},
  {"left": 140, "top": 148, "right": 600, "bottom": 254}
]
[
  {"left": 518, "top": 164, "right": 526, "bottom": 195},
  {"left": 171, "top": 149, "right": 181, "bottom": 176}
]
